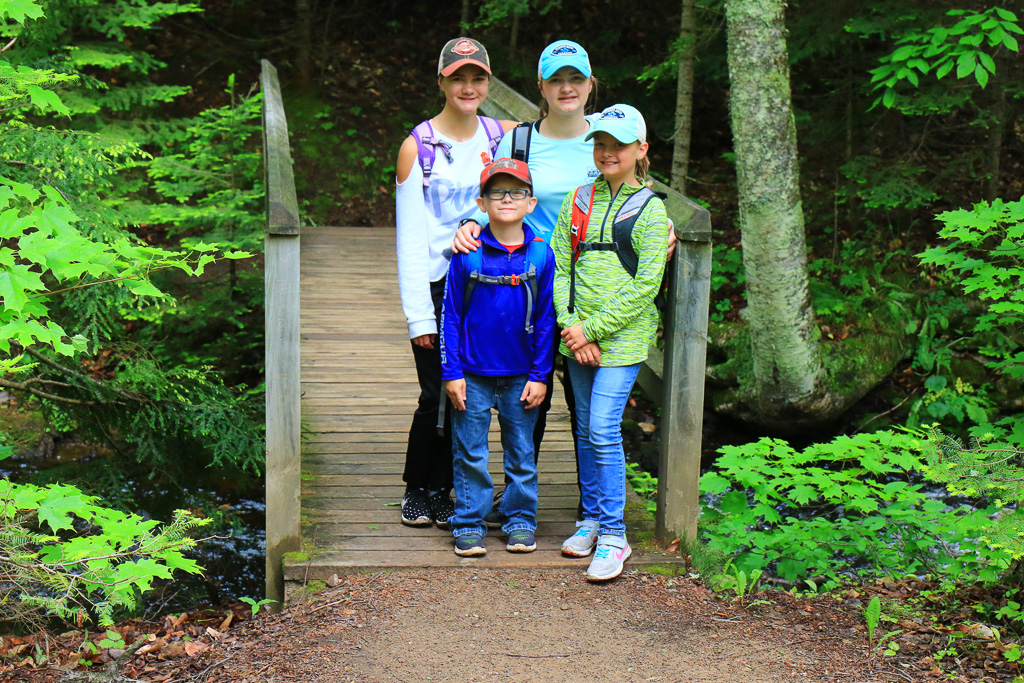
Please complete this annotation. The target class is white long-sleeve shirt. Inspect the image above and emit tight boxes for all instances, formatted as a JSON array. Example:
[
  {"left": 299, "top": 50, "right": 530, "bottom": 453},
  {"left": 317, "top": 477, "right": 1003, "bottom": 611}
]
[{"left": 395, "top": 121, "right": 497, "bottom": 338}]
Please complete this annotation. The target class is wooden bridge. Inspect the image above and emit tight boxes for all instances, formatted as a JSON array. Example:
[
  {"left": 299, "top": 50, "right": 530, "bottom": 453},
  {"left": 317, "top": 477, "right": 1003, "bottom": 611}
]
[{"left": 260, "top": 62, "right": 712, "bottom": 604}]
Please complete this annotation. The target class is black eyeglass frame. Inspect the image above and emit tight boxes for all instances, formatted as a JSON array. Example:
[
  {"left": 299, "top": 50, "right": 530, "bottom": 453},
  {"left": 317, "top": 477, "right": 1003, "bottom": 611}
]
[{"left": 482, "top": 188, "right": 532, "bottom": 201}]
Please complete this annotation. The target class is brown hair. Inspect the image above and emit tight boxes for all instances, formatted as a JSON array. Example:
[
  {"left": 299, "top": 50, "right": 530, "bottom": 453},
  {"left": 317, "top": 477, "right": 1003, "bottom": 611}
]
[
  {"left": 635, "top": 153, "right": 650, "bottom": 180},
  {"left": 537, "top": 76, "right": 600, "bottom": 120}
]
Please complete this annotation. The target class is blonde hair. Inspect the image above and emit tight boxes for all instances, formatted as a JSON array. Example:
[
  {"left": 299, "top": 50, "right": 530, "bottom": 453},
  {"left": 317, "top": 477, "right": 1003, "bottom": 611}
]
[{"left": 537, "top": 76, "right": 600, "bottom": 120}]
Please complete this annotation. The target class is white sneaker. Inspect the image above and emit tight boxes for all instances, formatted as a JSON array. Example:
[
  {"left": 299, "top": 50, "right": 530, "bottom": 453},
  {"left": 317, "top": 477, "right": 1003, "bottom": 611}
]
[
  {"left": 561, "top": 519, "right": 599, "bottom": 557},
  {"left": 586, "top": 534, "right": 631, "bottom": 582}
]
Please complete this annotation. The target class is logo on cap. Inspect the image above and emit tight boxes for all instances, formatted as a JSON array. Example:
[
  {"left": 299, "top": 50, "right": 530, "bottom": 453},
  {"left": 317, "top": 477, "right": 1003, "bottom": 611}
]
[
  {"left": 452, "top": 39, "right": 479, "bottom": 55},
  {"left": 551, "top": 44, "right": 578, "bottom": 55},
  {"left": 601, "top": 108, "right": 627, "bottom": 119},
  {"left": 489, "top": 158, "right": 518, "bottom": 173}
]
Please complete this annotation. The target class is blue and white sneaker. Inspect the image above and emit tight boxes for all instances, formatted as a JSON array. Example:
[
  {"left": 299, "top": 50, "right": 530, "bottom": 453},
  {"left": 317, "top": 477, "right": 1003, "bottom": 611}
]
[
  {"left": 561, "top": 519, "right": 599, "bottom": 557},
  {"left": 454, "top": 532, "right": 486, "bottom": 557},
  {"left": 586, "top": 534, "right": 631, "bottom": 582}
]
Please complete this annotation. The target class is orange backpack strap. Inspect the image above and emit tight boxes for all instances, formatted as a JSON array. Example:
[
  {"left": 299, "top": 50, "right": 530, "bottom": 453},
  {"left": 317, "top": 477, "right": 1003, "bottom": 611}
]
[{"left": 569, "top": 184, "right": 595, "bottom": 263}]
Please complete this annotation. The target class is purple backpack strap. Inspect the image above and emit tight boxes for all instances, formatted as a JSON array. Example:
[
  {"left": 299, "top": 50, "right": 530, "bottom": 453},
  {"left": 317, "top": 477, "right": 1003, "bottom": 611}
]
[
  {"left": 478, "top": 115, "right": 504, "bottom": 158},
  {"left": 411, "top": 120, "right": 453, "bottom": 188}
]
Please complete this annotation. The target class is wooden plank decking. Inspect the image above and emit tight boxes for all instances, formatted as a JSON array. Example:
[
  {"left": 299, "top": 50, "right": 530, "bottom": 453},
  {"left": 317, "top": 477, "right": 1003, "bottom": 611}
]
[{"left": 283, "top": 226, "right": 669, "bottom": 585}]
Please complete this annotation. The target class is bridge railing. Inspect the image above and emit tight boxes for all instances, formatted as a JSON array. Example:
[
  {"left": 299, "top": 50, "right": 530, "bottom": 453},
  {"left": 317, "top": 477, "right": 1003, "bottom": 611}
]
[
  {"left": 480, "top": 78, "right": 712, "bottom": 544},
  {"left": 261, "top": 59, "right": 301, "bottom": 608}
]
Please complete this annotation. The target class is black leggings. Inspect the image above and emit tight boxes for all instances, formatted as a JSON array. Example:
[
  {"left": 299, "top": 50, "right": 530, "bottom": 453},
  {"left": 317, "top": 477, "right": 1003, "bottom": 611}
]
[{"left": 402, "top": 278, "right": 453, "bottom": 493}]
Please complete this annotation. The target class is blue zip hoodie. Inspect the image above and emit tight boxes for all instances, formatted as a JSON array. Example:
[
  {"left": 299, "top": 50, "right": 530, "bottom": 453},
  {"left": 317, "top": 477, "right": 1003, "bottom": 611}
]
[{"left": 440, "top": 223, "right": 556, "bottom": 383}]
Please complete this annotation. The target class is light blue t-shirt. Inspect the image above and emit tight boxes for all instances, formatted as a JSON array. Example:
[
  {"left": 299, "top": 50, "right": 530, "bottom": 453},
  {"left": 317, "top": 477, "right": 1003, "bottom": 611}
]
[{"left": 473, "top": 116, "right": 600, "bottom": 243}]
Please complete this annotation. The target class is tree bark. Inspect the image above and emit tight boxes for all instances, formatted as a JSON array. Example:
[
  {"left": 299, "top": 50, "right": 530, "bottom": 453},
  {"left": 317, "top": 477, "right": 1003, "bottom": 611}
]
[
  {"left": 296, "top": 0, "right": 312, "bottom": 87},
  {"left": 461, "top": 0, "right": 471, "bottom": 30},
  {"left": 725, "top": 0, "right": 824, "bottom": 419},
  {"left": 671, "top": 0, "right": 697, "bottom": 193}
]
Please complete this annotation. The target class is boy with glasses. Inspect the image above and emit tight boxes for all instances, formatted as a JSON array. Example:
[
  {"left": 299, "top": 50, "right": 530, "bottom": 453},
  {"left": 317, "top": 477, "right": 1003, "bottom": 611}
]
[{"left": 440, "top": 158, "right": 556, "bottom": 556}]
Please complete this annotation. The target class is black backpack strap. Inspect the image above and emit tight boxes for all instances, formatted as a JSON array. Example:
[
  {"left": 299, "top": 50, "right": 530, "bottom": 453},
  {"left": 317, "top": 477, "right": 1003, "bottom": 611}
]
[
  {"left": 610, "top": 188, "right": 657, "bottom": 278},
  {"left": 510, "top": 122, "right": 533, "bottom": 163}
]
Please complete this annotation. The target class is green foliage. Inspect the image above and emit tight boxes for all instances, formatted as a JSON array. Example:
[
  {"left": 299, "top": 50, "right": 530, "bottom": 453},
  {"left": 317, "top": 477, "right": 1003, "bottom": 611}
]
[
  {"left": 906, "top": 376, "right": 993, "bottom": 431},
  {"left": 699, "top": 431, "right": 1009, "bottom": 586},
  {"left": 865, "top": 595, "right": 881, "bottom": 648},
  {"left": 837, "top": 156, "right": 939, "bottom": 212},
  {"left": 0, "top": 3, "right": 263, "bottom": 482},
  {"left": 710, "top": 243, "right": 744, "bottom": 322},
  {"left": 239, "top": 596, "right": 277, "bottom": 617},
  {"left": 919, "top": 198, "right": 1024, "bottom": 380},
  {"left": 131, "top": 78, "right": 265, "bottom": 374},
  {"left": 0, "top": 463, "right": 210, "bottom": 627},
  {"left": 4, "top": 0, "right": 201, "bottom": 138},
  {"left": 626, "top": 461, "right": 657, "bottom": 515},
  {"left": 869, "top": 7, "right": 1022, "bottom": 110}
]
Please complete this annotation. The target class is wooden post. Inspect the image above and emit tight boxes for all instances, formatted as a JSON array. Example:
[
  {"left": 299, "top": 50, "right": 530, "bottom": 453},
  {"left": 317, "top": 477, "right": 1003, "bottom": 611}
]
[
  {"left": 651, "top": 183, "right": 711, "bottom": 545},
  {"left": 482, "top": 77, "right": 713, "bottom": 546},
  {"left": 261, "top": 59, "right": 301, "bottom": 610}
]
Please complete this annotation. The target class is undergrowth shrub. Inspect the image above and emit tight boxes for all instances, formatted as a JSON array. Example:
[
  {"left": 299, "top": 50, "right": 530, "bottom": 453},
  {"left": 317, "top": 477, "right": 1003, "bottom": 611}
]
[{"left": 699, "top": 430, "right": 1009, "bottom": 589}]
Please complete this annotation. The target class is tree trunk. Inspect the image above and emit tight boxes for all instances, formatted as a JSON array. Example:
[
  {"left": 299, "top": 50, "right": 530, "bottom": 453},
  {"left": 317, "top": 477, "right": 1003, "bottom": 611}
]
[
  {"left": 671, "top": 0, "right": 696, "bottom": 193},
  {"left": 461, "top": 0, "right": 471, "bottom": 30},
  {"left": 725, "top": 0, "right": 824, "bottom": 420},
  {"left": 296, "top": 0, "right": 312, "bottom": 87}
]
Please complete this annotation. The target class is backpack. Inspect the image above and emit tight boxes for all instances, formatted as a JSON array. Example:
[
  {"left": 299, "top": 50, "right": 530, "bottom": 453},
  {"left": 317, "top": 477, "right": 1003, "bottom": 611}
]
[
  {"left": 461, "top": 236, "right": 550, "bottom": 333},
  {"left": 566, "top": 183, "right": 660, "bottom": 314},
  {"left": 410, "top": 115, "right": 504, "bottom": 188}
]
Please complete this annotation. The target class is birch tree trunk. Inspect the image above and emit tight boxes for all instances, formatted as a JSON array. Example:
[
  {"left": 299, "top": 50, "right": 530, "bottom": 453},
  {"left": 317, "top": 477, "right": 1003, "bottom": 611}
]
[
  {"left": 725, "top": 0, "right": 824, "bottom": 418},
  {"left": 671, "top": 0, "right": 696, "bottom": 193}
]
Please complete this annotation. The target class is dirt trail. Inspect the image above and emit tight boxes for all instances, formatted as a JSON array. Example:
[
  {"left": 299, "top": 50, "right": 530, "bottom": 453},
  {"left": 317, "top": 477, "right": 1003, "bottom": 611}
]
[{"left": 196, "top": 568, "right": 924, "bottom": 682}]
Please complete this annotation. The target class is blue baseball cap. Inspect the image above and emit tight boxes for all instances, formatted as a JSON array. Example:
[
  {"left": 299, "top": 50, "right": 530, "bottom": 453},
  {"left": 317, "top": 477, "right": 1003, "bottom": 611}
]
[
  {"left": 585, "top": 104, "right": 647, "bottom": 144},
  {"left": 537, "top": 40, "right": 592, "bottom": 79}
]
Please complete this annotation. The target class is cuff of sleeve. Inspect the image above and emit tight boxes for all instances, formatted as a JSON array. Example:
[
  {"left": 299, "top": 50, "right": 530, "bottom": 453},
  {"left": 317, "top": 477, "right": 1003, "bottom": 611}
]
[
  {"left": 528, "top": 370, "right": 547, "bottom": 383},
  {"left": 408, "top": 319, "right": 438, "bottom": 339},
  {"left": 580, "top": 320, "right": 597, "bottom": 342}
]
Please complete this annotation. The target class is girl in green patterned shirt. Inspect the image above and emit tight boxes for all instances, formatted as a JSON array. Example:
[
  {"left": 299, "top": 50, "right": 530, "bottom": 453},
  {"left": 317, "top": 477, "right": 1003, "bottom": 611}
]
[{"left": 550, "top": 104, "right": 669, "bottom": 582}]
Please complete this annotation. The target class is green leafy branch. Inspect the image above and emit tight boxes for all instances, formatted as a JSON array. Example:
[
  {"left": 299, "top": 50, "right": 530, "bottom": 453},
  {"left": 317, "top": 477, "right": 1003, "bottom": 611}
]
[
  {"left": 870, "top": 7, "right": 1022, "bottom": 109},
  {"left": 0, "top": 470, "right": 211, "bottom": 627}
]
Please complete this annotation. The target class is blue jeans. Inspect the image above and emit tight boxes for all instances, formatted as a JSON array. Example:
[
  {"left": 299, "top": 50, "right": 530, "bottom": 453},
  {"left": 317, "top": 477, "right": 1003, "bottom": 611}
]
[
  {"left": 567, "top": 359, "right": 641, "bottom": 537},
  {"left": 450, "top": 373, "right": 539, "bottom": 537}
]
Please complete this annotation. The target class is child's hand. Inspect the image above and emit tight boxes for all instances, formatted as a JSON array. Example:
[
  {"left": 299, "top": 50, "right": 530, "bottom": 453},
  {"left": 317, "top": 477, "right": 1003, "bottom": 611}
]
[
  {"left": 451, "top": 220, "right": 482, "bottom": 254},
  {"left": 445, "top": 378, "right": 467, "bottom": 411},
  {"left": 666, "top": 219, "right": 677, "bottom": 261},
  {"left": 412, "top": 334, "right": 437, "bottom": 350},
  {"left": 573, "top": 342, "right": 601, "bottom": 367},
  {"left": 520, "top": 381, "right": 547, "bottom": 409},
  {"left": 560, "top": 324, "right": 589, "bottom": 352}
]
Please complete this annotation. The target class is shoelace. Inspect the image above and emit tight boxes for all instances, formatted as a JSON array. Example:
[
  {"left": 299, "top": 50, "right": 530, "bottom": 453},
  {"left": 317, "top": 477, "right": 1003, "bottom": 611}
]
[{"left": 595, "top": 547, "right": 611, "bottom": 559}]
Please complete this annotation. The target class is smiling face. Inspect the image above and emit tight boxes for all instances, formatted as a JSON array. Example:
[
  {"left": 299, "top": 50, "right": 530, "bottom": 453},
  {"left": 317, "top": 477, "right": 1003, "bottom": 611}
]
[
  {"left": 537, "top": 66, "right": 593, "bottom": 117},
  {"left": 439, "top": 64, "right": 490, "bottom": 115},
  {"left": 476, "top": 176, "right": 537, "bottom": 228},
  {"left": 591, "top": 131, "right": 648, "bottom": 186}
]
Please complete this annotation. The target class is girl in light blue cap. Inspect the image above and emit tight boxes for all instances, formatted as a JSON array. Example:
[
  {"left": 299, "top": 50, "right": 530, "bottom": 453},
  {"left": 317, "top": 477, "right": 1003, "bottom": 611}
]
[{"left": 552, "top": 103, "right": 669, "bottom": 581}]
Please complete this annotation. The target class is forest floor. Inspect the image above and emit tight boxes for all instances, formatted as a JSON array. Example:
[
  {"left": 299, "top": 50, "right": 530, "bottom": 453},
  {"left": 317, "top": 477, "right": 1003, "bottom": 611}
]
[{"left": 2, "top": 566, "right": 1018, "bottom": 682}]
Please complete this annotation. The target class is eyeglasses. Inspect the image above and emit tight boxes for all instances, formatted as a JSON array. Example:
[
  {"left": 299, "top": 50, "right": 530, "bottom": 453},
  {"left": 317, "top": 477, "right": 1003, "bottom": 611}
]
[{"left": 484, "top": 188, "right": 531, "bottom": 201}]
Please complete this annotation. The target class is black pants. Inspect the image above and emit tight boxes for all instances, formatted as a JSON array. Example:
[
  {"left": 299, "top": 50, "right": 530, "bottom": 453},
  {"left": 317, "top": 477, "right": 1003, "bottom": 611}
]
[{"left": 402, "top": 278, "right": 453, "bottom": 493}]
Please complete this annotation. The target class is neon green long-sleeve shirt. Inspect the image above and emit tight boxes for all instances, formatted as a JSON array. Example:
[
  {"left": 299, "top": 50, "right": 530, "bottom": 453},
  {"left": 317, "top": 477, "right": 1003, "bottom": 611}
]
[{"left": 551, "top": 176, "right": 669, "bottom": 366}]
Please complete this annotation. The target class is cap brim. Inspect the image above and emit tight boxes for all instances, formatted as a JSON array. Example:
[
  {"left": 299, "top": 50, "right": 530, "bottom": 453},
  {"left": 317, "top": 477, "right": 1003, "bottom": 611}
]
[
  {"left": 539, "top": 58, "right": 592, "bottom": 80},
  {"left": 439, "top": 58, "right": 492, "bottom": 76},
  {"left": 585, "top": 123, "right": 639, "bottom": 144}
]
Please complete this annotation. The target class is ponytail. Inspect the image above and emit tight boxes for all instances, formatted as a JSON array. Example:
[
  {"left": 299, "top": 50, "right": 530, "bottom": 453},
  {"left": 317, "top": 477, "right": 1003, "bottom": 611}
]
[{"left": 636, "top": 154, "right": 650, "bottom": 180}]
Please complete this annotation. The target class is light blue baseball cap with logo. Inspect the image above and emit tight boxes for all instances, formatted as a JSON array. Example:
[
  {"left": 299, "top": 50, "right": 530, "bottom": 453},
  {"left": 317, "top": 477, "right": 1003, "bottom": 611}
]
[
  {"left": 585, "top": 104, "right": 647, "bottom": 144},
  {"left": 537, "top": 40, "right": 592, "bottom": 79}
]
